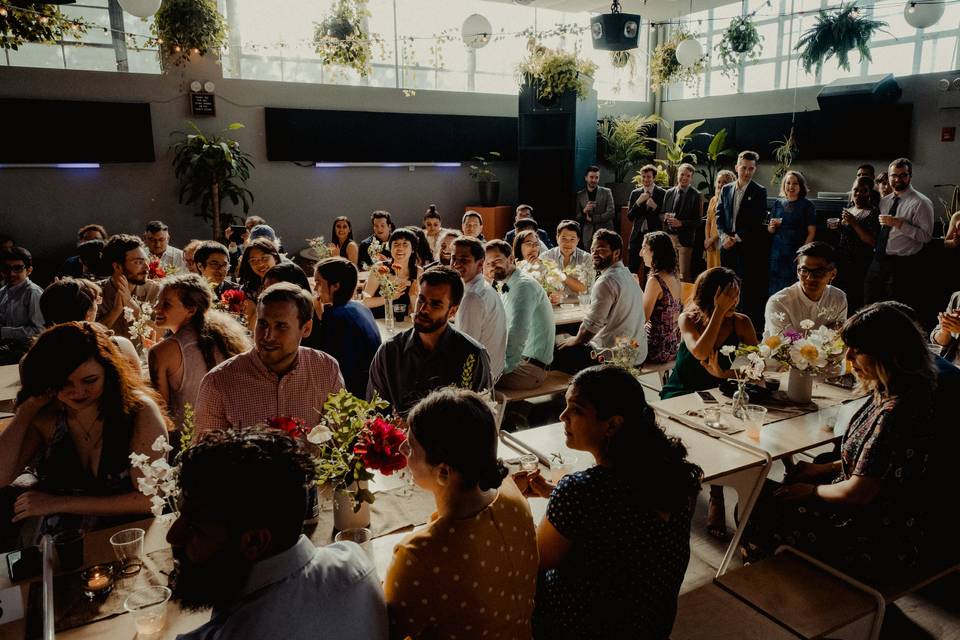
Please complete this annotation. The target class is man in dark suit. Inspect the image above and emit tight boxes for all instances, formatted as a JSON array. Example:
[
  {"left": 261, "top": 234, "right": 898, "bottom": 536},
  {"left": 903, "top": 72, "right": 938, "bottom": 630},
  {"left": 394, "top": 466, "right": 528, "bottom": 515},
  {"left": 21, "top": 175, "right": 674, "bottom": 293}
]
[
  {"left": 662, "top": 163, "right": 704, "bottom": 283},
  {"left": 575, "top": 165, "right": 615, "bottom": 251},
  {"left": 716, "top": 150, "right": 769, "bottom": 329},
  {"left": 626, "top": 164, "right": 666, "bottom": 274}
]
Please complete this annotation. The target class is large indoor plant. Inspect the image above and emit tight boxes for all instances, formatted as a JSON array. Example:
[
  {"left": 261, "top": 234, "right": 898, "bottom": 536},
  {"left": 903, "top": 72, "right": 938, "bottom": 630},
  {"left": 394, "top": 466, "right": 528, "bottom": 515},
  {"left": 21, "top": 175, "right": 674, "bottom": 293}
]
[
  {"left": 0, "top": 2, "right": 91, "bottom": 50},
  {"left": 650, "top": 26, "right": 705, "bottom": 91},
  {"left": 696, "top": 128, "right": 737, "bottom": 194},
  {"left": 171, "top": 122, "right": 254, "bottom": 240},
  {"left": 517, "top": 39, "right": 598, "bottom": 102},
  {"left": 646, "top": 117, "right": 706, "bottom": 185},
  {"left": 715, "top": 14, "right": 763, "bottom": 79},
  {"left": 149, "top": 0, "right": 227, "bottom": 69},
  {"left": 796, "top": 2, "right": 887, "bottom": 74},
  {"left": 469, "top": 151, "right": 501, "bottom": 207},
  {"left": 597, "top": 114, "right": 658, "bottom": 207},
  {"left": 313, "top": 0, "right": 380, "bottom": 77}
]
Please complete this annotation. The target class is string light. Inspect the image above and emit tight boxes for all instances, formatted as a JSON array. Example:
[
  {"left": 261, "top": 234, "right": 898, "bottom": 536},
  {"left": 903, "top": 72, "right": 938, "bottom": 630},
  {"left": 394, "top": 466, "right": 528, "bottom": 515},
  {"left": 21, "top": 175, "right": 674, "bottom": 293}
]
[{"left": 0, "top": 7, "right": 7, "bottom": 17}]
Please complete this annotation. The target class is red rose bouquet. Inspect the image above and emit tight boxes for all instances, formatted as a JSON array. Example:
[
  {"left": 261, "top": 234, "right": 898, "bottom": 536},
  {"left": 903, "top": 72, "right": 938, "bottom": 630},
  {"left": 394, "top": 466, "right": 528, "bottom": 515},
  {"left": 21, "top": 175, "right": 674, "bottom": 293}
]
[
  {"left": 266, "top": 416, "right": 307, "bottom": 438},
  {"left": 219, "top": 288, "right": 246, "bottom": 314},
  {"left": 148, "top": 260, "right": 167, "bottom": 279},
  {"left": 353, "top": 416, "right": 407, "bottom": 475}
]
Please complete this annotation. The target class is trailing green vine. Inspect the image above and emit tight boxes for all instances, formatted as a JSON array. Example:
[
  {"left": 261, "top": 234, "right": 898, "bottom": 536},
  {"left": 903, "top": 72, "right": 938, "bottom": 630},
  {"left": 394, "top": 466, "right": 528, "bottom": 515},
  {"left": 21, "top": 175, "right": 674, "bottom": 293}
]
[
  {"left": 650, "top": 27, "right": 705, "bottom": 91},
  {"left": 0, "top": 1, "right": 92, "bottom": 51},
  {"left": 795, "top": 2, "right": 887, "bottom": 74},
  {"left": 517, "top": 38, "right": 598, "bottom": 101},
  {"left": 313, "top": 0, "right": 385, "bottom": 77},
  {"left": 715, "top": 15, "right": 763, "bottom": 79},
  {"left": 149, "top": 0, "right": 227, "bottom": 68}
]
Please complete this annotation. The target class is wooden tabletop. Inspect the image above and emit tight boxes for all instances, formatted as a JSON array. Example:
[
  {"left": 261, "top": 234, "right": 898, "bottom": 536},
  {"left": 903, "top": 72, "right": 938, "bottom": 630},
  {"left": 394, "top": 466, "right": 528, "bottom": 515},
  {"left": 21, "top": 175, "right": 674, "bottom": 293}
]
[{"left": 0, "top": 364, "right": 19, "bottom": 407}]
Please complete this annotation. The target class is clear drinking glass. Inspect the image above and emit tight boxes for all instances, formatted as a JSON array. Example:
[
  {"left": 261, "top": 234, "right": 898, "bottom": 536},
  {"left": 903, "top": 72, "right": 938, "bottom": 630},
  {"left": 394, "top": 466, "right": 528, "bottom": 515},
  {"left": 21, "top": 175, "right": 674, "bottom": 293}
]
[
  {"left": 703, "top": 407, "right": 722, "bottom": 431},
  {"left": 124, "top": 586, "right": 171, "bottom": 635},
  {"left": 519, "top": 454, "right": 539, "bottom": 472},
  {"left": 335, "top": 527, "right": 375, "bottom": 565},
  {"left": 548, "top": 456, "right": 578, "bottom": 484},
  {"left": 743, "top": 404, "right": 767, "bottom": 440},
  {"left": 109, "top": 528, "right": 145, "bottom": 577}
]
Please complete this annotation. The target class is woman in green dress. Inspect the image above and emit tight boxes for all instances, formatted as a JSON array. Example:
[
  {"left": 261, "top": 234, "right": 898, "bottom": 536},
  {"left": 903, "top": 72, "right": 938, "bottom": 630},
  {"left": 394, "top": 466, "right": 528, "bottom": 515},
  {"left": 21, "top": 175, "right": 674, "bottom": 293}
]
[{"left": 662, "top": 267, "right": 759, "bottom": 538}]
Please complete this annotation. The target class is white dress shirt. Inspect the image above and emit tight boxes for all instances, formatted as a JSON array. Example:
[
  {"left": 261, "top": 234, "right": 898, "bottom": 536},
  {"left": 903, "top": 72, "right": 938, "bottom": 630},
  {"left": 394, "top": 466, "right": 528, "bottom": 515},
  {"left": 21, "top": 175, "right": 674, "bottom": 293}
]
[
  {"left": 764, "top": 282, "right": 848, "bottom": 338},
  {"left": 454, "top": 273, "right": 508, "bottom": 381},
  {"left": 879, "top": 187, "right": 934, "bottom": 257},
  {"left": 582, "top": 261, "right": 647, "bottom": 363},
  {"left": 154, "top": 245, "right": 186, "bottom": 271}
]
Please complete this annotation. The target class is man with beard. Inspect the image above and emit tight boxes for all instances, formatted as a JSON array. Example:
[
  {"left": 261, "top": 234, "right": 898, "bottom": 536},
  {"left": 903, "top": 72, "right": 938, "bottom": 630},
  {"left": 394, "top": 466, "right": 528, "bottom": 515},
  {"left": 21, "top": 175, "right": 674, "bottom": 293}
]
[
  {"left": 168, "top": 427, "right": 387, "bottom": 640},
  {"left": 485, "top": 240, "right": 555, "bottom": 390},
  {"left": 194, "top": 282, "right": 344, "bottom": 434},
  {"left": 451, "top": 237, "right": 507, "bottom": 382},
  {"left": 358, "top": 210, "right": 395, "bottom": 270},
  {"left": 437, "top": 229, "right": 460, "bottom": 266},
  {"left": 97, "top": 234, "right": 161, "bottom": 345},
  {"left": 367, "top": 266, "right": 491, "bottom": 417},
  {"left": 554, "top": 229, "right": 646, "bottom": 373}
]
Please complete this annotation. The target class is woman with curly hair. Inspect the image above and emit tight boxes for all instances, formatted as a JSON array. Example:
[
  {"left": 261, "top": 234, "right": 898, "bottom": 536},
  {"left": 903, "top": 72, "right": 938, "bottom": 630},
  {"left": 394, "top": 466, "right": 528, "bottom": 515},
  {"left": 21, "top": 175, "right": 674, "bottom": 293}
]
[
  {"left": 516, "top": 366, "right": 702, "bottom": 639},
  {"left": 238, "top": 238, "right": 282, "bottom": 328},
  {"left": 0, "top": 322, "right": 170, "bottom": 537},
  {"left": 149, "top": 274, "right": 251, "bottom": 432}
]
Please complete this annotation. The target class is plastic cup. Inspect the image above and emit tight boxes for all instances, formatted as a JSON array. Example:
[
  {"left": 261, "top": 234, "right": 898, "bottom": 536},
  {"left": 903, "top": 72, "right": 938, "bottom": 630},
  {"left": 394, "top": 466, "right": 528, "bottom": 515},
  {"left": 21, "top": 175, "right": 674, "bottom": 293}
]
[
  {"left": 519, "top": 454, "right": 539, "bottom": 472},
  {"left": 827, "top": 217, "right": 840, "bottom": 229},
  {"left": 703, "top": 407, "right": 722, "bottom": 431},
  {"left": 548, "top": 456, "right": 578, "bottom": 484},
  {"left": 335, "top": 527, "right": 375, "bottom": 565},
  {"left": 109, "top": 528, "right": 145, "bottom": 577},
  {"left": 578, "top": 294, "right": 590, "bottom": 307},
  {"left": 124, "top": 586, "right": 171, "bottom": 635},
  {"left": 53, "top": 529, "right": 84, "bottom": 572},
  {"left": 743, "top": 404, "right": 767, "bottom": 440}
]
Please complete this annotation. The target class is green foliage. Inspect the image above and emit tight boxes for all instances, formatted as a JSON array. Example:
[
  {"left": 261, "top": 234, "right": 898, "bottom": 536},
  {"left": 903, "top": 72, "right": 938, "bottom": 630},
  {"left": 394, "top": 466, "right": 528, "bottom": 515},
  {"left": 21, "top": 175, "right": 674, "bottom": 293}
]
[
  {"left": 313, "top": 0, "right": 382, "bottom": 77},
  {"left": 469, "top": 152, "right": 501, "bottom": 183},
  {"left": 149, "top": 0, "right": 227, "bottom": 68},
  {"left": 715, "top": 15, "right": 763, "bottom": 80},
  {"left": 171, "top": 121, "right": 254, "bottom": 229},
  {"left": 650, "top": 27, "right": 705, "bottom": 91},
  {"left": 770, "top": 127, "right": 799, "bottom": 187},
  {"left": 597, "top": 114, "right": 658, "bottom": 183},
  {"left": 0, "top": 2, "right": 92, "bottom": 51},
  {"left": 645, "top": 117, "right": 707, "bottom": 185},
  {"left": 518, "top": 40, "right": 598, "bottom": 101},
  {"left": 795, "top": 2, "right": 887, "bottom": 74},
  {"left": 696, "top": 128, "right": 737, "bottom": 194}
]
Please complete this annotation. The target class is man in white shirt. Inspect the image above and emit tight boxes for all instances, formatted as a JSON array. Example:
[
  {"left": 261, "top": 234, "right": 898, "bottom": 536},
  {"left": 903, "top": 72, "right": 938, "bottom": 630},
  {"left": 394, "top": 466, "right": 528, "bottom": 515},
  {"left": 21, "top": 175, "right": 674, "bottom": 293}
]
[
  {"left": 764, "top": 241, "right": 848, "bottom": 338},
  {"left": 864, "top": 157, "right": 934, "bottom": 311},
  {"left": 541, "top": 220, "right": 593, "bottom": 298},
  {"left": 144, "top": 220, "right": 186, "bottom": 272},
  {"left": 170, "top": 427, "right": 387, "bottom": 640},
  {"left": 554, "top": 229, "right": 647, "bottom": 372},
  {"left": 451, "top": 236, "right": 507, "bottom": 382}
]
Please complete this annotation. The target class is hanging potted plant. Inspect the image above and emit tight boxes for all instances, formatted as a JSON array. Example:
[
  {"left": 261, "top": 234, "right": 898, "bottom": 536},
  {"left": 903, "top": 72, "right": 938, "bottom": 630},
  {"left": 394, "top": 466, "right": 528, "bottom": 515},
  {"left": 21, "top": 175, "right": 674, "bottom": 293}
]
[
  {"left": 597, "top": 114, "right": 658, "bottom": 207},
  {"left": 795, "top": 2, "right": 887, "bottom": 74},
  {"left": 650, "top": 26, "right": 705, "bottom": 91},
  {"left": 313, "top": 0, "right": 381, "bottom": 78},
  {"left": 171, "top": 122, "right": 255, "bottom": 240},
  {"left": 0, "top": 3, "right": 91, "bottom": 50},
  {"left": 469, "top": 152, "right": 501, "bottom": 207},
  {"left": 770, "top": 127, "right": 799, "bottom": 187},
  {"left": 149, "top": 0, "right": 227, "bottom": 69},
  {"left": 715, "top": 14, "right": 763, "bottom": 79},
  {"left": 517, "top": 38, "right": 598, "bottom": 104}
]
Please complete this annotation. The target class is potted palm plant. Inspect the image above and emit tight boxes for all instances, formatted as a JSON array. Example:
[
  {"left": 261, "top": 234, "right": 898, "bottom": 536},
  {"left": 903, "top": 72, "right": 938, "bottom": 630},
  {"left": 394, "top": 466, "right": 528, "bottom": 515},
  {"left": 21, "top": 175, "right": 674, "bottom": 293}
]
[
  {"left": 171, "top": 122, "right": 255, "bottom": 240},
  {"left": 645, "top": 117, "right": 706, "bottom": 185},
  {"left": 597, "top": 114, "right": 658, "bottom": 207},
  {"left": 469, "top": 152, "right": 501, "bottom": 207},
  {"left": 695, "top": 128, "right": 737, "bottom": 195}
]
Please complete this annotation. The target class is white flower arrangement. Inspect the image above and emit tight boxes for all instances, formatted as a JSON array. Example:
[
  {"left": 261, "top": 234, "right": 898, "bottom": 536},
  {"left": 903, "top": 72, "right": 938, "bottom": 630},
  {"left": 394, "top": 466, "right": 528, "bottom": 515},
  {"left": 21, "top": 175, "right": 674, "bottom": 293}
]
[
  {"left": 123, "top": 296, "right": 154, "bottom": 345},
  {"left": 519, "top": 258, "right": 566, "bottom": 296},
  {"left": 762, "top": 320, "right": 845, "bottom": 375},
  {"left": 563, "top": 262, "right": 595, "bottom": 290},
  {"left": 129, "top": 436, "right": 178, "bottom": 517},
  {"left": 306, "top": 236, "right": 333, "bottom": 261}
]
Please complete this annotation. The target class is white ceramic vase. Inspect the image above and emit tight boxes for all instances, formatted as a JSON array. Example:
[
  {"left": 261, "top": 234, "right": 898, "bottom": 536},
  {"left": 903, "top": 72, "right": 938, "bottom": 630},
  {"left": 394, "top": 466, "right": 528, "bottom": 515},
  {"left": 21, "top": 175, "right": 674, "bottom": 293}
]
[
  {"left": 786, "top": 367, "right": 814, "bottom": 404},
  {"left": 333, "top": 482, "right": 371, "bottom": 531}
]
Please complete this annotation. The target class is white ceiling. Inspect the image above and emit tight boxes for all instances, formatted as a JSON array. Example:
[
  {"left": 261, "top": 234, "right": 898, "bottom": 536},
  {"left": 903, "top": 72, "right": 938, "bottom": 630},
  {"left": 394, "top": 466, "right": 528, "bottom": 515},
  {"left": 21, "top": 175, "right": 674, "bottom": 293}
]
[{"left": 481, "top": 0, "right": 738, "bottom": 23}]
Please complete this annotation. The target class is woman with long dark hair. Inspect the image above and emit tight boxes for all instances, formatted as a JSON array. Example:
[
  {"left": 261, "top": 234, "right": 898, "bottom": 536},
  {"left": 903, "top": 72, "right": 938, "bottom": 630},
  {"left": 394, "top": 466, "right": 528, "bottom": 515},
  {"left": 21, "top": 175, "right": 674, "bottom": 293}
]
[
  {"left": 362, "top": 227, "right": 421, "bottom": 320},
  {"left": 743, "top": 303, "right": 936, "bottom": 578},
  {"left": 641, "top": 231, "right": 682, "bottom": 363},
  {"left": 149, "top": 274, "right": 251, "bottom": 431},
  {"left": 327, "top": 216, "right": 359, "bottom": 265},
  {"left": 0, "top": 322, "right": 169, "bottom": 536},
  {"left": 406, "top": 225, "right": 436, "bottom": 266},
  {"left": 238, "top": 238, "right": 282, "bottom": 328},
  {"left": 516, "top": 366, "right": 702, "bottom": 639},
  {"left": 385, "top": 388, "right": 538, "bottom": 639},
  {"left": 836, "top": 176, "right": 880, "bottom": 313}
]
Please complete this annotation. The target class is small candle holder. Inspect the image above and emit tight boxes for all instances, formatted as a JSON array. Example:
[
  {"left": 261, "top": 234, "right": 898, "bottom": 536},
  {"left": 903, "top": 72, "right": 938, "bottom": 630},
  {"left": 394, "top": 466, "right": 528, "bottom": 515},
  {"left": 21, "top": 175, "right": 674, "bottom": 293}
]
[{"left": 80, "top": 563, "right": 117, "bottom": 599}]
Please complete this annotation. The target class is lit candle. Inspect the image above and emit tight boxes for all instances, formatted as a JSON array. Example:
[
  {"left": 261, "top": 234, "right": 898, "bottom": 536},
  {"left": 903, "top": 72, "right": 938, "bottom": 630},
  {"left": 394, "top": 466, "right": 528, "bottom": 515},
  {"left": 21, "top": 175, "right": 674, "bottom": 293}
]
[
  {"left": 81, "top": 564, "right": 116, "bottom": 598},
  {"left": 86, "top": 574, "right": 111, "bottom": 592}
]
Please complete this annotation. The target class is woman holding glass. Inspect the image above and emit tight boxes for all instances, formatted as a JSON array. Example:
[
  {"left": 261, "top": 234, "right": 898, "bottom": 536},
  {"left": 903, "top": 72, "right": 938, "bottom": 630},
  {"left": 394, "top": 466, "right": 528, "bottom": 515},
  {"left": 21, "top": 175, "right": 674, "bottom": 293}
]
[
  {"left": 835, "top": 176, "right": 880, "bottom": 313},
  {"left": 516, "top": 366, "right": 702, "bottom": 639},
  {"left": 362, "top": 227, "right": 420, "bottom": 320},
  {"left": 768, "top": 170, "right": 817, "bottom": 295}
]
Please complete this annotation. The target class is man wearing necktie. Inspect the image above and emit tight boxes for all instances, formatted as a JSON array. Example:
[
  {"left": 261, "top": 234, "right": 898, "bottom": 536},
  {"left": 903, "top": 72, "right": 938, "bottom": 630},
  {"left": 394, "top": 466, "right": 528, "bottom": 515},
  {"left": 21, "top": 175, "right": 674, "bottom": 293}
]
[
  {"left": 626, "top": 164, "right": 667, "bottom": 274},
  {"left": 864, "top": 158, "right": 934, "bottom": 312},
  {"left": 661, "top": 163, "right": 704, "bottom": 283}
]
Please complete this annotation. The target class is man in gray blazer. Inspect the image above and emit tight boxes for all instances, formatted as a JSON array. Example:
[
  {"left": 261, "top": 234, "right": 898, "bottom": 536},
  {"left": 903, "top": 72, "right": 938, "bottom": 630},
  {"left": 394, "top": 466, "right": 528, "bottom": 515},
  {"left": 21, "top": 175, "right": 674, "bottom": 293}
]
[
  {"left": 661, "top": 162, "right": 704, "bottom": 283},
  {"left": 575, "top": 165, "right": 615, "bottom": 251}
]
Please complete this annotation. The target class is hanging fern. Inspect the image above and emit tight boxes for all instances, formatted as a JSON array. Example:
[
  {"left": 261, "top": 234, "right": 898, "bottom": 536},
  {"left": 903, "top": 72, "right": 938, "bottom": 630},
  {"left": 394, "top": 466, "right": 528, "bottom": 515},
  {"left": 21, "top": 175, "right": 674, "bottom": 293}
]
[
  {"left": 795, "top": 2, "right": 887, "bottom": 74},
  {"left": 715, "top": 15, "right": 763, "bottom": 79}
]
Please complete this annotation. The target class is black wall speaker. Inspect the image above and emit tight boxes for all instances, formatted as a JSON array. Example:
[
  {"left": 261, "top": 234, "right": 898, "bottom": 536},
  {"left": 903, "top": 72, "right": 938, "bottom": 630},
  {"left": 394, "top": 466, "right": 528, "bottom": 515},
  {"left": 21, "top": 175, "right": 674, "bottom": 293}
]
[
  {"left": 816, "top": 73, "right": 902, "bottom": 110},
  {"left": 589, "top": 12, "right": 642, "bottom": 51}
]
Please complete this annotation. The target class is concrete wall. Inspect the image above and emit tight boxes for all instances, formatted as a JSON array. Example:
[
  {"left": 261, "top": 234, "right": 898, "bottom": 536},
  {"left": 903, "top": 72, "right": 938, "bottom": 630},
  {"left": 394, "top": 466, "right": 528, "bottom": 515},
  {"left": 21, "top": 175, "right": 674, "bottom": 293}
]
[
  {"left": 660, "top": 72, "right": 960, "bottom": 208},
  {"left": 0, "top": 58, "right": 652, "bottom": 283}
]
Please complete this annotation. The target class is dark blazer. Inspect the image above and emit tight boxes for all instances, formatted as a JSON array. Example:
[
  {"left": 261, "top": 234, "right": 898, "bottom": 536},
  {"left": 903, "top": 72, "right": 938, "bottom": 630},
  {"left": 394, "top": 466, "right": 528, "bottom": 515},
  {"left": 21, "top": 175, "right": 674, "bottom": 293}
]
[
  {"left": 662, "top": 186, "right": 704, "bottom": 247},
  {"left": 626, "top": 186, "right": 667, "bottom": 247},
  {"left": 716, "top": 180, "right": 768, "bottom": 248},
  {"left": 575, "top": 186, "right": 616, "bottom": 249}
]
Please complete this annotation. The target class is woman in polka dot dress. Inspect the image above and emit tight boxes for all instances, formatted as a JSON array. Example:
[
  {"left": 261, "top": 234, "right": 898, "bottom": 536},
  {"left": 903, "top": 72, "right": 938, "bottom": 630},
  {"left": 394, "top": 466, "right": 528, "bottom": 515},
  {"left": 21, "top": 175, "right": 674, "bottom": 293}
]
[
  {"left": 515, "top": 366, "right": 703, "bottom": 639},
  {"left": 384, "top": 388, "right": 539, "bottom": 639}
]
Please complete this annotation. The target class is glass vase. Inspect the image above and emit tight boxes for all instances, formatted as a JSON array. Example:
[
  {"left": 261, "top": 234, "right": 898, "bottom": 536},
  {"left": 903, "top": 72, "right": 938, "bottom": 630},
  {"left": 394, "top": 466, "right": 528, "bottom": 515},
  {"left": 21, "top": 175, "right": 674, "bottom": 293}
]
[
  {"left": 383, "top": 296, "right": 395, "bottom": 331},
  {"left": 732, "top": 380, "right": 749, "bottom": 419}
]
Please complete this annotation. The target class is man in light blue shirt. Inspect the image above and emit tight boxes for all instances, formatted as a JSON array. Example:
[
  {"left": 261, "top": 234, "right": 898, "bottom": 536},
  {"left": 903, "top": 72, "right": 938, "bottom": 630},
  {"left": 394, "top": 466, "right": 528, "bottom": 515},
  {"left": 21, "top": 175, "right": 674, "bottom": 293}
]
[
  {"left": 554, "top": 229, "right": 647, "bottom": 373},
  {"left": 486, "top": 240, "right": 556, "bottom": 390},
  {"left": 169, "top": 427, "right": 387, "bottom": 640},
  {"left": 0, "top": 246, "right": 44, "bottom": 365}
]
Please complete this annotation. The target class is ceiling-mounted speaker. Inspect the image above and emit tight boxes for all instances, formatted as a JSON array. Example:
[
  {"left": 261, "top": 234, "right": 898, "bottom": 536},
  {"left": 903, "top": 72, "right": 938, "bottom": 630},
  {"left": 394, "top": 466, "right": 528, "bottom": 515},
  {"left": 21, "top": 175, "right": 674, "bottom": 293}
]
[
  {"left": 590, "top": 12, "right": 642, "bottom": 51},
  {"left": 816, "top": 74, "right": 902, "bottom": 110}
]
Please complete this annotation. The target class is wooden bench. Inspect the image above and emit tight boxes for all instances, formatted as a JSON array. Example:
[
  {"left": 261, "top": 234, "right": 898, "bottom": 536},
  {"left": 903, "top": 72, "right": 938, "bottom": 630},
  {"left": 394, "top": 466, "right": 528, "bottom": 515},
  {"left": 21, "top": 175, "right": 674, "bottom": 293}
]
[{"left": 497, "top": 370, "right": 572, "bottom": 403}]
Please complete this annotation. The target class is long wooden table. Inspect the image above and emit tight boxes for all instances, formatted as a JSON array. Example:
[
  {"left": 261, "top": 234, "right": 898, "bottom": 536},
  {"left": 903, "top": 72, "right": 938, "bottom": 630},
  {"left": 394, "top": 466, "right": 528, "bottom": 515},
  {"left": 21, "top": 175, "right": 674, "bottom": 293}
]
[{"left": 0, "top": 364, "right": 19, "bottom": 413}]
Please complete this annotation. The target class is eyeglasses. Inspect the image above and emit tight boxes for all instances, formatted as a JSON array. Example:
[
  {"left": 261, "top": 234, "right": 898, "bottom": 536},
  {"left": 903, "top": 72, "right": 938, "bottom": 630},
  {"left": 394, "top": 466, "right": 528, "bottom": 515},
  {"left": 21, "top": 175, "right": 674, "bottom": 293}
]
[
  {"left": 797, "top": 266, "right": 832, "bottom": 278},
  {"left": 0, "top": 264, "right": 26, "bottom": 273},
  {"left": 889, "top": 172, "right": 910, "bottom": 179},
  {"left": 205, "top": 260, "right": 230, "bottom": 270}
]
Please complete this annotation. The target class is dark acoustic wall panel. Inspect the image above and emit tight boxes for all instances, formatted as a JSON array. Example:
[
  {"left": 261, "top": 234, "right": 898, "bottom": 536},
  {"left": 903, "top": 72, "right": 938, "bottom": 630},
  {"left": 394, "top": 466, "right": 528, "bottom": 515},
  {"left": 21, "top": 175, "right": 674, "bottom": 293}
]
[
  {"left": 676, "top": 104, "right": 912, "bottom": 162},
  {"left": 264, "top": 108, "right": 518, "bottom": 162},
  {"left": 0, "top": 98, "right": 155, "bottom": 163}
]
